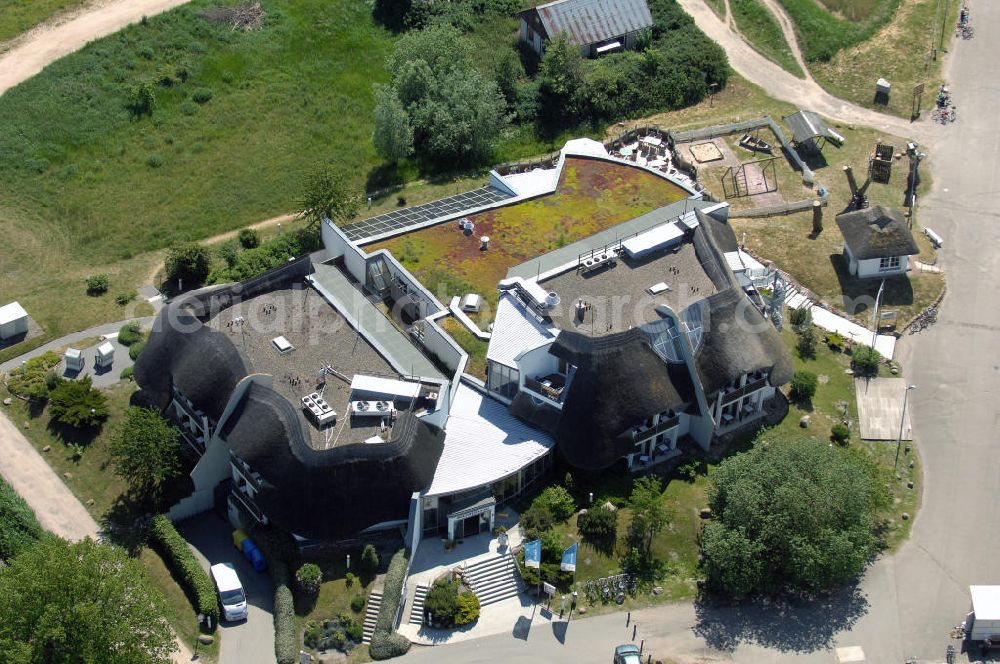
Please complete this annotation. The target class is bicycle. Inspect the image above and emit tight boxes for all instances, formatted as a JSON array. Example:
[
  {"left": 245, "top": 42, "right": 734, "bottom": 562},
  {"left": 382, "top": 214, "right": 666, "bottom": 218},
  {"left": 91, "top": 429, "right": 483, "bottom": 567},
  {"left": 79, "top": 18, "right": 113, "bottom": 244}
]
[{"left": 933, "top": 107, "right": 958, "bottom": 124}]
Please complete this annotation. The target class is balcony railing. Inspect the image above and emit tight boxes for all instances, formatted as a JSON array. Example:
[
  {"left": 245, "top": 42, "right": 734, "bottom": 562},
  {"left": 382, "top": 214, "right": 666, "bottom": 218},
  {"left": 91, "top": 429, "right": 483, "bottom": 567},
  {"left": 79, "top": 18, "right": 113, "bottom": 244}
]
[
  {"left": 631, "top": 415, "right": 679, "bottom": 441},
  {"left": 721, "top": 377, "right": 769, "bottom": 405},
  {"left": 524, "top": 376, "right": 565, "bottom": 401},
  {"left": 230, "top": 485, "right": 266, "bottom": 523}
]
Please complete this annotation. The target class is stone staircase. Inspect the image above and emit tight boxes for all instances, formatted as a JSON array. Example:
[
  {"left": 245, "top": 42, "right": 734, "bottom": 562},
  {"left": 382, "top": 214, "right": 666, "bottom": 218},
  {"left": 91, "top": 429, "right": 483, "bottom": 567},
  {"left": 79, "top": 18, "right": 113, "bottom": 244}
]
[
  {"left": 408, "top": 583, "right": 430, "bottom": 625},
  {"left": 462, "top": 553, "right": 523, "bottom": 606},
  {"left": 361, "top": 590, "right": 382, "bottom": 644},
  {"left": 785, "top": 287, "right": 815, "bottom": 311}
]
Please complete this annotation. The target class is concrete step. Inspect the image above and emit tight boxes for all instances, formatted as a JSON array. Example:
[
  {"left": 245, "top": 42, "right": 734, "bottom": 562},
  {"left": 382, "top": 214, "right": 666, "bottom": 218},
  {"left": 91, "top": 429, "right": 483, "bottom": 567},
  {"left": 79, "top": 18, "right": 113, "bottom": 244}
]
[
  {"left": 408, "top": 584, "right": 429, "bottom": 625},
  {"left": 462, "top": 554, "right": 522, "bottom": 607},
  {"left": 361, "top": 591, "right": 383, "bottom": 644}
]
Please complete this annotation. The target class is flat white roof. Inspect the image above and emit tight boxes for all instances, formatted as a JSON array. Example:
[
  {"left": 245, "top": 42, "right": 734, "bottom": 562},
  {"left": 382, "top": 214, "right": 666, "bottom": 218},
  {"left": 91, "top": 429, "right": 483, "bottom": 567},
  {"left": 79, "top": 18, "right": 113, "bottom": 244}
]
[
  {"left": 971, "top": 586, "right": 1000, "bottom": 621},
  {"left": 621, "top": 222, "right": 684, "bottom": 258},
  {"left": 425, "top": 382, "right": 554, "bottom": 496},
  {"left": 0, "top": 301, "right": 27, "bottom": 325},
  {"left": 272, "top": 335, "right": 293, "bottom": 352},
  {"left": 349, "top": 374, "right": 421, "bottom": 399},
  {"left": 724, "top": 250, "right": 766, "bottom": 273},
  {"left": 485, "top": 292, "right": 557, "bottom": 368}
]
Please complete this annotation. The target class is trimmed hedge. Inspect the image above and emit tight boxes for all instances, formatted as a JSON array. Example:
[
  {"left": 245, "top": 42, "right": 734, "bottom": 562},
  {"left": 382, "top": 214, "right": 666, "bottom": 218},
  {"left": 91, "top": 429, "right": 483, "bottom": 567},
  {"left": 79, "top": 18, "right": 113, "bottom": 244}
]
[
  {"left": 148, "top": 515, "right": 219, "bottom": 626},
  {"left": 0, "top": 476, "right": 43, "bottom": 561},
  {"left": 272, "top": 560, "right": 297, "bottom": 664},
  {"left": 369, "top": 548, "right": 411, "bottom": 660}
]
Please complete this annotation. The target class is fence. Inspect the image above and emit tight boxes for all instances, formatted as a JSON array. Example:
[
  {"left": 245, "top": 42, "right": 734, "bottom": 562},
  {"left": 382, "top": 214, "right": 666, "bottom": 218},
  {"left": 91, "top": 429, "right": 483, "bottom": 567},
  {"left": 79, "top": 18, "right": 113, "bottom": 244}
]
[{"left": 729, "top": 196, "right": 827, "bottom": 219}]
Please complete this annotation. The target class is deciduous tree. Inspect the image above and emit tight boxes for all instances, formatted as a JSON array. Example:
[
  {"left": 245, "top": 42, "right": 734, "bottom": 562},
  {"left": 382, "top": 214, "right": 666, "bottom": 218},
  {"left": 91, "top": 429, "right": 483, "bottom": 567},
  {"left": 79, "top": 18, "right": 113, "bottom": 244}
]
[
  {"left": 0, "top": 536, "right": 176, "bottom": 662},
  {"left": 110, "top": 406, "right": 182, "bottom": 499},
  {"left": 165, "top": 242, "right": 211, "bottom": 288},
  {"left": 299, "top": 165, "right": 361, "bottom": 231},
  {"left": 628, "top": 475, "right": 671, "bottom": 556}
]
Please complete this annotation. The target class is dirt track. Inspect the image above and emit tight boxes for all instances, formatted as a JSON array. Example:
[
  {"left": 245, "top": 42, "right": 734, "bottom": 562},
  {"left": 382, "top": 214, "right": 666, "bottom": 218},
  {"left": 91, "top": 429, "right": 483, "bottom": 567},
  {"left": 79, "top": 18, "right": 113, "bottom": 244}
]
[{"left": 0, "top": 0, "right": 192, "bottom": 97}]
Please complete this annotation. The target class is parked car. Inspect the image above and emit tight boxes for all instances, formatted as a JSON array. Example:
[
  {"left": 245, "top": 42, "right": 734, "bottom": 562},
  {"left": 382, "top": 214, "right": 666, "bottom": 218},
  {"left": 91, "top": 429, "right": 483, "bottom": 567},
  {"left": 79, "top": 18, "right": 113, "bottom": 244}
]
[
  {"left": 211, "top": 562, "right": 248, "bottom": 622},
  {"left": 614, "top": 643, "right": 641, "bottom": 664}
]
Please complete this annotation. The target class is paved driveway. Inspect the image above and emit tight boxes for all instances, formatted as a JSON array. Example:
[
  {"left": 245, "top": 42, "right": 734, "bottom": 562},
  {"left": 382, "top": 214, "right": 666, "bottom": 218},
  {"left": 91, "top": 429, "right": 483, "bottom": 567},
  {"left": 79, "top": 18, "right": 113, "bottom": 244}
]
[{"left": 178, "top": 513, "right": 275, "bottom": 664}]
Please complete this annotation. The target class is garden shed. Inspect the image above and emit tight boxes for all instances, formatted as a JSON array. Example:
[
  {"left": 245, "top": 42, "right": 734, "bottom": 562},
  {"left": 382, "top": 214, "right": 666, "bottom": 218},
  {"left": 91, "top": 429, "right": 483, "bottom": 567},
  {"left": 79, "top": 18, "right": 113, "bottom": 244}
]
[
  {"left": 783, "top": 110, "right": 839, "bottom": 154},
  {"left": 836, "top": 205, "right": 918, "bottom": 279},
  {"left": 0, "top": 301, "right": 28, "bottom": 340}
]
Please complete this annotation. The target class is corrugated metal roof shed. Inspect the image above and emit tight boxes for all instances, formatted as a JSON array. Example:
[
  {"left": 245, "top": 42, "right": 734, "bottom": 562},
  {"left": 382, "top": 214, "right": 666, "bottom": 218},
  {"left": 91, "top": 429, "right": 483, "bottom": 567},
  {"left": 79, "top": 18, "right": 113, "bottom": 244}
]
[
  {"left": 783, "top": 110, "right": 835, "bottom": 144},
  {"left": 425, "top": 382, "right": 554, "bottom": 496},
  {"left": 530, "top": 0, "right": 653, "bottom": 46}
]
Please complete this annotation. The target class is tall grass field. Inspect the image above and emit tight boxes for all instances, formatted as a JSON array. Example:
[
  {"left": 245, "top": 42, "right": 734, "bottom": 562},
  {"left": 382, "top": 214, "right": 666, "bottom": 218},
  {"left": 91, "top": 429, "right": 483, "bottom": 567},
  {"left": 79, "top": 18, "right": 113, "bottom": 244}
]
[
  {"left": 778, "top": 0, "right": 901, "bottom": 61},
  {"left": 0, "top": 0, "right": 88, "bottom": 44},
  {"left": 730, "top": 0, "right": 805, "bottom": 77}
]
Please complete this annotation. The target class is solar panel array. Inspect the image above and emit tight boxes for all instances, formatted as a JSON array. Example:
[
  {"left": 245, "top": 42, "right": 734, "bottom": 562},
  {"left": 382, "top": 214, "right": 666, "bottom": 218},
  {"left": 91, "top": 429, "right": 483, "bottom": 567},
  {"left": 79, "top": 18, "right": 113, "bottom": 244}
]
[{"left": 342, "top": 186, "right": 513, "bottom": 242}]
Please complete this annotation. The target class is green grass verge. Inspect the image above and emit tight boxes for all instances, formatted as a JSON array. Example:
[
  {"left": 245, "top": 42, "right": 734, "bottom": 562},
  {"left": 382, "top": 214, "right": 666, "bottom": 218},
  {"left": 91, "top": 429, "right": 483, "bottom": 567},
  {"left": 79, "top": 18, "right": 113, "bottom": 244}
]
[
  {"left": 704, "top": 0, "right": 728, "bottom": 19},
  {"left": 809, "top": 0, "right": 962, "bottom": 118},
  {"left": 439, "top": 317, "right": 487, "bottom": 380},
  {"left": 0, "top": 0, "right": 89, "bottom": 45},
  {"left": 778, "top": 0, "right": 901, "bottom": 61},
  {"left": 818, "top": 0, "right": 891, "bottom": 21},
  {"left": 731, "top": 0, "right": 806, "bottom": 78}
]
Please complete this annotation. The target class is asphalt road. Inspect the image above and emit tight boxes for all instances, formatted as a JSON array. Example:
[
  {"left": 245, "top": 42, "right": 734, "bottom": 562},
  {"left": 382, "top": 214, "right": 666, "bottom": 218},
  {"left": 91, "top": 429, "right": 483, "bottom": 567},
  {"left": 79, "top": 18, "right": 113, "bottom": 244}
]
[
  {"left": 400, "top": 4, "right": 1000, "bottom": 663},
  {"left": 179, "top": 513, "right": 275, "bottom": 664}
]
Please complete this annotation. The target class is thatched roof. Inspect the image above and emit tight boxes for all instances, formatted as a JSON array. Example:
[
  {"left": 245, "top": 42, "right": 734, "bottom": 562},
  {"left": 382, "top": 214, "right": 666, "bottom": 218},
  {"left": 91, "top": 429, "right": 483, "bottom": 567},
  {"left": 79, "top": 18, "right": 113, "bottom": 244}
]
[
  {"left": 222, "top": 383, "right": 444, "bottom": 540},
  {"left": 695, "top": 287, "right": 794, "bottom": 396},
  {"left": 135, "top": 305, "right": 248, "bottom": 421},
  {"left": 549, "top": 328, "right": 697, "bottom": 470},
  {"left": 836, "top": 205, "right": 919, "bottom": 260}
]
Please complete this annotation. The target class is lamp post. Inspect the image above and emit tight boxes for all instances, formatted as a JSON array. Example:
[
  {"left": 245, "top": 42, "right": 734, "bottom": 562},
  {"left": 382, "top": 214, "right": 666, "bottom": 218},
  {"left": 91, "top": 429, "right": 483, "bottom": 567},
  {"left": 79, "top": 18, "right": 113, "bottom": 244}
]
[{"left": 894, "top": 384, "right": 916, "bottom": 471}]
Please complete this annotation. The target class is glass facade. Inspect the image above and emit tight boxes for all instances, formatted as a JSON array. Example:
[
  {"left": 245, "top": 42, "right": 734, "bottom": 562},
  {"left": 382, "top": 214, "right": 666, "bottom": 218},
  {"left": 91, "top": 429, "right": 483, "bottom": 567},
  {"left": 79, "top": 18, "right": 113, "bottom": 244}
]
[{"left": 487, "top": 360, "right": 520, "bottom": 400}]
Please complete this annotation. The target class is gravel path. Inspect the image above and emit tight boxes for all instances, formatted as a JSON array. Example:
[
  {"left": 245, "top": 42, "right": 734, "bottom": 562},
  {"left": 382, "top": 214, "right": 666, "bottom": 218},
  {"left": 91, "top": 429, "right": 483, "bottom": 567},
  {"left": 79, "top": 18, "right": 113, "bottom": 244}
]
[
  {"left": 677, "top": 0, "right": 935, "bottom": 143},
  {"left": 0, "top": 0, "right": 193, "bottom": 97}
]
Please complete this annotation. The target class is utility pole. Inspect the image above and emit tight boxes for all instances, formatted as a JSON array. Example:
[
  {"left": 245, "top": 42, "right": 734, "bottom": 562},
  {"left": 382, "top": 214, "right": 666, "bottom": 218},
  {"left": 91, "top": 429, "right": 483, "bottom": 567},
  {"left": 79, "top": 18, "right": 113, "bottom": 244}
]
[{"left": 939, "top": 0, "right": 950, "bottom": 53}]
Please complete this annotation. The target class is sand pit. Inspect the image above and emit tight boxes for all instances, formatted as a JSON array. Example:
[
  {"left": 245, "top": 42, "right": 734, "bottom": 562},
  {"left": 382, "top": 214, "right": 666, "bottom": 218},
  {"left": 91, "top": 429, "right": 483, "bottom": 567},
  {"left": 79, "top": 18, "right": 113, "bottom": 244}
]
[{"left": 689, "top": 141, "right": 724, "bottom": 163}]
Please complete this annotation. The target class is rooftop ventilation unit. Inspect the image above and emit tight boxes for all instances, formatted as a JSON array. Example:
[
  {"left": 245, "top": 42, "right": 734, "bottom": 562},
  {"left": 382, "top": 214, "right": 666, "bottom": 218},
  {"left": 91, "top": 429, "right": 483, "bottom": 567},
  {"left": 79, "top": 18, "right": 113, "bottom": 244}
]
[
  {"left": 272, "top": 336, "right": 294, "bottom": 354},
  {"left": 544, "top": 292, "right": 561, "bottom": 308},
  {"left": 302, "top": 392, "right": 336, "bottom": 426}
]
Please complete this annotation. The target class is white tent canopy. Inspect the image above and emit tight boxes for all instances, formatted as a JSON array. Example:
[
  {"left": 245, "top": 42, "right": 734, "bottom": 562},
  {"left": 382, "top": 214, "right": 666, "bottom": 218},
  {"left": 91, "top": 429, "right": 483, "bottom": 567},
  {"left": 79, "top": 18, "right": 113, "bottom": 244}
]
[{"left": 349, "top": 374, "right": 421, "bottom": 400}]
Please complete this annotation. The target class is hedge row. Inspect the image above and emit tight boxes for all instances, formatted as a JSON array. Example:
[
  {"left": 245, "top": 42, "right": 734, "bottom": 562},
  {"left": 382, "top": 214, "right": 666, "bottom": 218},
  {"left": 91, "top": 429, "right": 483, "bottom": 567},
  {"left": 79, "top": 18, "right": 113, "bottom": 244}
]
[
  {"left": 148, "top": 515, "right": 219, "bottom": 626},
  {"left": 272, "top": 560, "right": 297, "bottom": 664},
  {"left": 0, "top": 476, "right": 43, "bottom": 561},
  {"left": 369, "top": 548, "right": 411, "bottom": 660}
]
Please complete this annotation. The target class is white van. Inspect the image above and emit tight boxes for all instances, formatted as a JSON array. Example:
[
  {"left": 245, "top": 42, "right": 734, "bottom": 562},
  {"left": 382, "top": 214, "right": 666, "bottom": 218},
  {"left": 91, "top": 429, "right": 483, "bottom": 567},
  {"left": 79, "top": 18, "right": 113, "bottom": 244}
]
[{"left": 211, "top": 562, "right": 248, "bottom": 622}]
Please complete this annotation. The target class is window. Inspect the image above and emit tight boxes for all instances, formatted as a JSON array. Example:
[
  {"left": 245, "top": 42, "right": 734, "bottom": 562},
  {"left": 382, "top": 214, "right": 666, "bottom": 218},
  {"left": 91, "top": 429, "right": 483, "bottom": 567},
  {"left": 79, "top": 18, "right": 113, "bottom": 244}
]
[
  {"left": 879, "top": 256, "right": 902, "bottom": 271},
  {"left": 487, "top": 361, "right": 519, "bottom": 400}
]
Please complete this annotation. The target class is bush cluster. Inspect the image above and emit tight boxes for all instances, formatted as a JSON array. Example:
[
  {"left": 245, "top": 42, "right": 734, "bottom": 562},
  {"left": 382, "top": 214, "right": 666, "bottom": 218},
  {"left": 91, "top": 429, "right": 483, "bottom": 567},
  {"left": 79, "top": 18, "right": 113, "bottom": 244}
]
[
  {"left": 789, "top": 307, "right": 812, "bottom": 327},
  {"left": 129, "top": 341, "right": 146, "bottom": 361},
  {"left": 369, "top": 548, "right": 411, "bottom": 660},
  {"left": 851, "top": 345, "right": 881, "bottom": 377},
  {"left": 796, "top": 323, "right": 817, "bottom": 359},
  {"left": 117, "top": 321, "right": 143, "bottom": 346},
  {"left": 5, "top": 351, "right": 61, "bottom": 400},
  {"left": 207, "top": 229, "right": 320, "bottom": 284},
  {"left": 577, "top": 506, "right": 618, "bottom": 545},
  {"left": 148, "top": 515, "right": 219, "bottom": 626},
  {"left": 237, "top": 228, "right": 260, "bottom": 249},
  {"left": 304, "top": 613, "right": 363, "bottom": 652},
  {"left": 831, "top": 423, "right": 850, "bottom": 444},
  {"left": 350, "top": 594, "right": 365, "bottom": 613},
  {"left": 789, "top": 370, "right": 818, "bottom": 403},
  {"left": 49, "top": 376, "right": 108, "bottom": 428},
  {"left": 533, "top": 485, "right": 576, "bottom": 521},
  {"left": 115, "top": 291, "right": 137, "bottom": 306},
  {"left": 86, "top": 274, "right": 110, "bottom": 295},
  {"left": 360, "top": 543, "right": 380, "bottom": 574}
]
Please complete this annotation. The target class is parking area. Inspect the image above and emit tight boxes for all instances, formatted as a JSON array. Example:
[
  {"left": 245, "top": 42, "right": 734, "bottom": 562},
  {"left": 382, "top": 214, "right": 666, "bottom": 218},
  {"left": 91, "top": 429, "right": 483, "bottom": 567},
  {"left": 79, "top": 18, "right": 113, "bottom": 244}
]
[
  {"left": 177, "top": 513, "right": 274, "bottom": 664},
  {"left": 343, "top": 186, "right": 513, "bottom": 241},
  {"left": 855, "top": 377, "right": 913, "bottom": 440}
]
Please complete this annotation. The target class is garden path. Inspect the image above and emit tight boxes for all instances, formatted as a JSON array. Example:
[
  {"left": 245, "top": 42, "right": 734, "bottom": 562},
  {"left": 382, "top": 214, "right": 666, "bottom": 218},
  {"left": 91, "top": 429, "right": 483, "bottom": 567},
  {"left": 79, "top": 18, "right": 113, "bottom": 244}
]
[
  {"left": 756, "top": 0, "right": 812, "bottom": 79},
  {"left": 0, "top": 0, "right": 192, "bottom": 97},
  {"left": 677, "top": 0, "right": 935, "bottom": 143}
]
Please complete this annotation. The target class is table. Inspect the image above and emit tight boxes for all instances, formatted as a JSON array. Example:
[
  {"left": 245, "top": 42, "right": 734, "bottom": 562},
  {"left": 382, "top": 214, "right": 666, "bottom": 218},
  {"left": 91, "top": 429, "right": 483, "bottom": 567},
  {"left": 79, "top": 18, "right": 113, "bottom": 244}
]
[{"left": 641, "top": 136, "right": 663, "bottom": 147}]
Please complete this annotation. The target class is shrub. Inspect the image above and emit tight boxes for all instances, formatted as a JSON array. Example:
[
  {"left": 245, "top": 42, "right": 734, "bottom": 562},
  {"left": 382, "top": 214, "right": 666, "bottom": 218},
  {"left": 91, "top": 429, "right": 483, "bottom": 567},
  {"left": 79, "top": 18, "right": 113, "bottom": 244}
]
[
  {"left": 789, "top": 370, "right": 818, "bottom": 403},
  {"left": 455, "top": 591, "right": 480, "bottom": 626},
  {"left": 126, "top": 80, "right": 156, "bottom": 116},
  {"left": 344, "top": 619, "right": 363, "bottom": 643},
  {"left": 360, "top": 543, "right": 380, "bottom": 574},
  {"left": 115, "top": 291, "right": 137, "bottom": 306},
  {"left": 146, "top": 154, "right": 164, "bottom": 168},
  {"left": 424, "top": 579, "right": 459, "bottom": 626},
  {"left": 120, "top": 366, "right": 135, "bottom": 381},
  {"left": 118, "top": 321, "right": 143, "bottom": 346},
  {"left": 49, "top": 376, "right": 109, "bottom": 428},
  {"left": 238, "top": 228, "right": 260, "bottom": 249},
  {"left": 148, "top": 515, "right": 219, "bottom": 626},
  {"left": 165, "top": 242, "right": 211, "bottom": 288},
  {"left": 533, "top": 485, "right": 576, "bottom": 521},
  {"left": 129, "top": 341, "right": 146, "bottom": 361},
  {"left": 273, "top": 564, "right": 296, "bottom": 664},
  {"left": 192, "top": 87, "right": 214, "bottom": 104},
  {"left": 0, "top": 476, "right": 43, "bottom": 561},
  {"left": 578, "top": 506, "right": 618, "bottom": 544},
  {"left": 86, "top": 274, "right": 110, "bottom": 295},
  {"left": 788, "top": 307, "right": 811, "bottom": 327},
  {"left": 295, "top": 563, "right": 322, "bottom": 594},
  {"left": 345, "top": 571, "right": 355, "bottom": 587},
  {"left": 831, "top": 423, "right": 850, "bottom": 444},
  {"left": 825, "top": 332, "right": 845, "bottom": 351},
  {"left": 520, "top": 504, "right": 554, "bottom": 540},
  {"left": 369, "top": 548, "right": 410, "bottom": 660},
  {"left": 6, "top": 351, "right": 61, "bottom": 400},
  {"left": 796, "top": 323, "right": 817, "bottom": 359},
  {"left": 350, "top": 595, "right": 365, "bottom": 613},
  {"left": 851, "top": 345, "right": 881, "bottom": 377}
]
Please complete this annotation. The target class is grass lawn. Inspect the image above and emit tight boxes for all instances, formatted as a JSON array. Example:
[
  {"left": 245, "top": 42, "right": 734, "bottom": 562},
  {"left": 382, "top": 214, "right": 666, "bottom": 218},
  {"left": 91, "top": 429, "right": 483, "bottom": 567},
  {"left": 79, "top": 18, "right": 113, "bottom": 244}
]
[
  {"left": 818, "top": 0, "right": 896, "bottom": 21},
  {"left": 809, "top": 0, "right": 961, "bottom": 118},
  {"left": 731, "top": 0, "right": 806, "bottom": 78},
  {"left": 0, "top": 0, "right": 89, "bottom": 45},
  {"left": 704, "top": 0, "right": 728, "bottom": 19},
  {"left": 777, "top": 0, "right": 901, "bottom": 62},
  {"left": 367, "top": 158, "right": 690, "bottom": 320},
  {"left": 0, "top": 380, "right": 220, "bottom": 657}
]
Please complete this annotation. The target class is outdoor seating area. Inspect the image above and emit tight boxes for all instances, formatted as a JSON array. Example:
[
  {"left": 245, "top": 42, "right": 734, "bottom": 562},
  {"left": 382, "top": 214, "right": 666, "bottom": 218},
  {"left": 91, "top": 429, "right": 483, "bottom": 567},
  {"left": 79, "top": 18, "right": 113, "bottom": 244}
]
[{"left": 609, "top": 131, "right": 700, "bottom": 190}]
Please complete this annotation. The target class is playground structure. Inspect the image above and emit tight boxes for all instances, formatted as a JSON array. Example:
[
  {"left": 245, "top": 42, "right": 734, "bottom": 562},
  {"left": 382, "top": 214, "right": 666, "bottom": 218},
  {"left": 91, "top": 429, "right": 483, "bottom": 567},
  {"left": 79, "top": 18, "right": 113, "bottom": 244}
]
[
  {"left": 869, "top": 143, "right": 894, "bottom": 184},
  {"left": 721, "top": 156, "right": 779, "bottom": 199}
]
